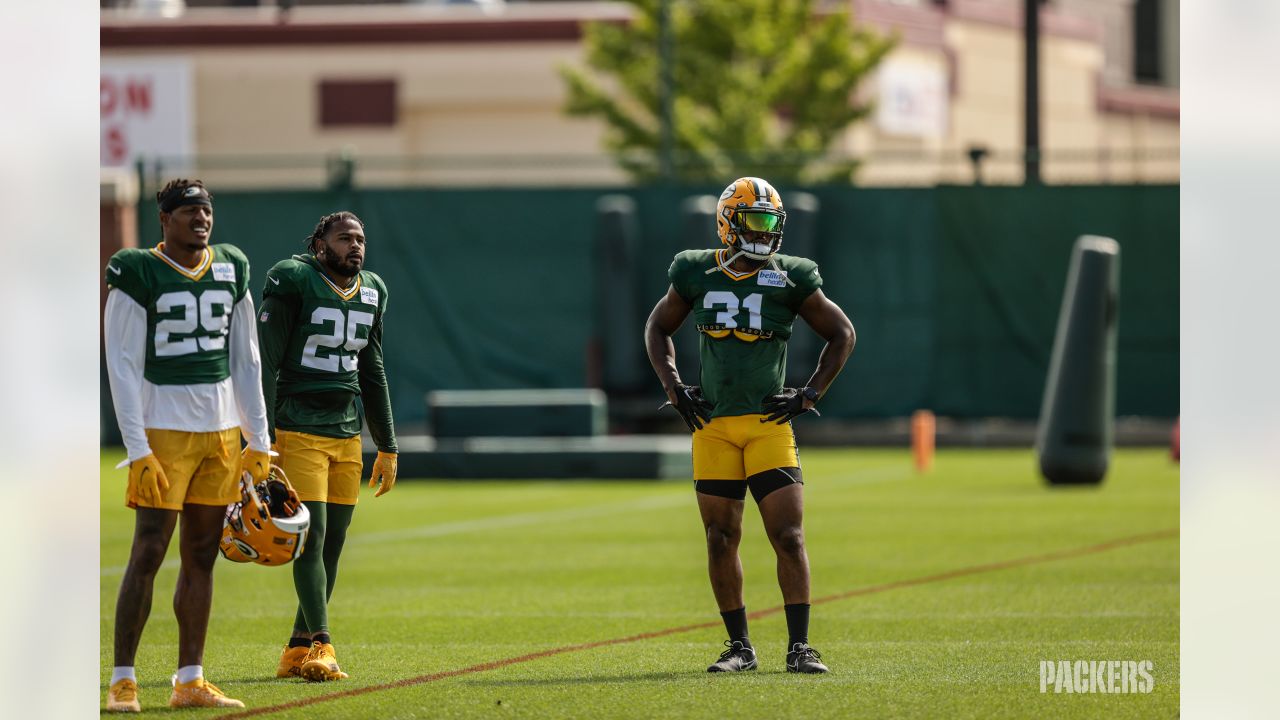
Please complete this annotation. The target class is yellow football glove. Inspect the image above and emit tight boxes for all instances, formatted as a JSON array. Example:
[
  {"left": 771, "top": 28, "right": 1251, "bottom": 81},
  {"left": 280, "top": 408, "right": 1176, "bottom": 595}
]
[
  {"left": 126, "top": 454, "right": 170, "bottom": 508},
  {"left": 241, "top": 447, "right": 271, "bottom": 484},
  {"left": 368, "top": 451, "right": 398, "bottom": 498}
]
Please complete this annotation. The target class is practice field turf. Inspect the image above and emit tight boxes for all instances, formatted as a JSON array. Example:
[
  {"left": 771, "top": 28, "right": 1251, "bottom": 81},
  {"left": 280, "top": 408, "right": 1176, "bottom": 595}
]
[{"left": 100, "top": 448, "right": 1178, "bottom": 719}]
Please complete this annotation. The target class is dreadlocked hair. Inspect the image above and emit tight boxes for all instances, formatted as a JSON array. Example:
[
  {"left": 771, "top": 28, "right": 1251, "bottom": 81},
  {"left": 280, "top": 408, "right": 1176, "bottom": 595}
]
[
  {"left": 155, "top": 178, "right": 210, "bottom": 207},
  {"left": 306, "top": 211, "right": 364, "bottom": 254}
]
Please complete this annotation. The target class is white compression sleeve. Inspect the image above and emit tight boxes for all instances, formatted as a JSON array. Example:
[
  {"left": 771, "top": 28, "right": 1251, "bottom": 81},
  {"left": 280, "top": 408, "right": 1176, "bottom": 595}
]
[
  {"left": 228, "top": 294, "right": 271, "bottom": 452},
  {"left": 103, "top": 289, "right": 152, "bottom": 462}
]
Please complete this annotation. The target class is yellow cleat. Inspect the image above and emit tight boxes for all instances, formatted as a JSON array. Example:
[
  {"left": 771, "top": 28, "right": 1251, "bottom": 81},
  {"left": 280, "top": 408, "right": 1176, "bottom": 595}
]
[
  {"left": 277, "top": 645, "right": 310, "bottom": 678},
  {"left": 300, "top": 642, "right": 349, "bottom": 682},
  {"left": 105, "top": 678, "right": 141, "bottom": 712},
  {"left": 168, "top": 677, "right": 245, "bottom": 708}
]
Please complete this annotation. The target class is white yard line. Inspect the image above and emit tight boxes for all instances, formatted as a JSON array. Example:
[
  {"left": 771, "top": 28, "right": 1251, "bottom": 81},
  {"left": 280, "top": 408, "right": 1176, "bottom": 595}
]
[
  {"left": 100, "top": 464, "right": 909, "bottom": 577},
  {"left": 100, "top": 493, "right": 684, "bottom": 577},
  {"left": 351, "top": 493, "right": 687, "bottom": 546}
]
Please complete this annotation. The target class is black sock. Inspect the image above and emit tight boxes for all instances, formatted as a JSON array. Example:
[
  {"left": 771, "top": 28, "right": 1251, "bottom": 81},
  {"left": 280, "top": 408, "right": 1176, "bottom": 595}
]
[
  {"left": 720, "top": 607, "right": 751, "bottom": 648},
  {"left": 784, "top": 603, "right": 810, "bottom": 648},
  {"left": 312, "top": 632, "right": 332, "bottom": 645},
  {"left": 288, "top": 637, "right": 312, "bottom": 649}
]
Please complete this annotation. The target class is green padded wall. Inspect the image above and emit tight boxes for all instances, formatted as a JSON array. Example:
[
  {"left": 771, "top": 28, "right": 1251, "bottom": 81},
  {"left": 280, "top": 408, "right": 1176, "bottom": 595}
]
[
  {"left": 428, "top": 389, "right": 607, "bottom": 438},
  {"left": 130, "top": 184, "right": 1178, "bottom": 424}
]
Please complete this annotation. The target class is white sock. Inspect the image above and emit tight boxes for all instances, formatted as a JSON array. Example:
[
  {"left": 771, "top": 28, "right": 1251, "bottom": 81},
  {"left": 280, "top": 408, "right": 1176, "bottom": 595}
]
[
  {"left": 176, "top": 665, "right": 203, "bottom": 684},
  {"left": 111, "top": 667, "right": 136, "bottom": 685}
]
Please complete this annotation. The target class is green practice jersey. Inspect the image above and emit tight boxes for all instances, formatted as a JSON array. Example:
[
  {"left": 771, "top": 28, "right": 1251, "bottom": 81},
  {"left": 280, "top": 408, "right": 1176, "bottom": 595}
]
[
  {"left": 669, "top": 248, "right": 822, "bottom": 418},
  {"left": 105, "top": 243, "right": 251, "bottom": 386},
  {"left": 258, "top": 254, "right": 397, "bottom": 452}
]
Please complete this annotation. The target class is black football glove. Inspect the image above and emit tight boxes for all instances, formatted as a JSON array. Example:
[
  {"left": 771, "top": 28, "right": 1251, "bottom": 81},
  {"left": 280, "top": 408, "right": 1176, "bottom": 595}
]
[
  {"left": 660, "top": 383, "right": 714, "bottom": 432},
  {"left": 761, "top": 387, "right": 821, "bottom": 425}
]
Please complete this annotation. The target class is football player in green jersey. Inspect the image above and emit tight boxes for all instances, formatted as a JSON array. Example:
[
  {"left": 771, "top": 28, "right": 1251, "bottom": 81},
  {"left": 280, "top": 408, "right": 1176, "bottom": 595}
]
[
  {"left": 644, "top": 177, "right": 855, "bottom": 674},
  {"left": 257, "top": 211, "right": 398, "bottom": 682},
  {"left": 104, "top": 179, "right": 272, "bottom": 711}
]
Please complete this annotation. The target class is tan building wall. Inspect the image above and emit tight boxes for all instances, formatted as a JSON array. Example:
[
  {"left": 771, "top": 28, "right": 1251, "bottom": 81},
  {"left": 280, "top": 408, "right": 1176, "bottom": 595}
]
[
  {"left": 101, "top": 1, "right": 1178, "bottom": 188},
  {"left": 943, "top": 15, "right": 1109, "bottom": 185},
  {"left": 849, "top": 0, "right": 1177, "bottom": 185},
  {"left": 1054, "top": 0, "right": 1137, "bottom": 86},
  {"left": 107, "top": 40, "right": 627, "bottom": 188}
]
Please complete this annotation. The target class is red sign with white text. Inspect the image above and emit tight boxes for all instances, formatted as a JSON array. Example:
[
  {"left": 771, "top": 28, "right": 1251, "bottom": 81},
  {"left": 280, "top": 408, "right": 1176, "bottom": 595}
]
[{"left": 101, "top": 58, "right": 193, "bottom": 167}]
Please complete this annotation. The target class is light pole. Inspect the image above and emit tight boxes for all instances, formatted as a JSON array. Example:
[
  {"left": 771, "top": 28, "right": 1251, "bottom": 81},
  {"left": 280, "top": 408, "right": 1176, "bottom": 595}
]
[
  {"left": 1023, "top": 0, "right": 1043, "bottom": 185},
  {"left": 658, "top": 0, "right": 675, "bottom": 183}
]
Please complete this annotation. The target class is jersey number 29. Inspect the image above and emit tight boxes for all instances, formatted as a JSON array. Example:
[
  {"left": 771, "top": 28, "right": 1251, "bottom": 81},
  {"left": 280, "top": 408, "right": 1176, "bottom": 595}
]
[{"left": 154, "top": 289, "right": 234, "bottom": 357}]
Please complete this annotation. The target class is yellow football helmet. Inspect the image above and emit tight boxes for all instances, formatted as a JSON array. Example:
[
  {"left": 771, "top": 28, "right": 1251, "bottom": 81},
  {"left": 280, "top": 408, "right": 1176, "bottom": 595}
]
[
  {"left": 219, "top": 466, "right": 310, "bottom": 566},
  {"left": 716, "top": 176, "right": 786, "bottom": 260}
]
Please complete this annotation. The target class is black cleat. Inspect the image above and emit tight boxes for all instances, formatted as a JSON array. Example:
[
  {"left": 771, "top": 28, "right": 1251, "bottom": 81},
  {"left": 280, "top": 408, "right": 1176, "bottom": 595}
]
[
  {"left": 786, "top": 643, "right": 829, "bottom": 674},
  {"left": 707, "top": 640, "right": 757, "bottom": 672}
]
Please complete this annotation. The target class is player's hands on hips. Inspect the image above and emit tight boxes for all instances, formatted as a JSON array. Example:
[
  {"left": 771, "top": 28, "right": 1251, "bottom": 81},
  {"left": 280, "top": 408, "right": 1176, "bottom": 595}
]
[
  {"left": 126, "top": 454, "right": 170, "bottom": 508},
  {"left": 762, "top": 387, "right": 821, "bottom": 424},
  {"left": 241, "top": 447, "right": 272, "bottom": 484},
  {"left": 662, "top": 383, "right": 714, "bottom": 432},
  {"left": 369, "top": 451, "right": 398, "bottom": 497}
]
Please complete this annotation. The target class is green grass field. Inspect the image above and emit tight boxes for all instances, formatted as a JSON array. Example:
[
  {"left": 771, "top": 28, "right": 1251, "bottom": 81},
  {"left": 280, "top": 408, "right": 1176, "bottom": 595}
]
[{"left": 100, "top": 448, "right": 1178, "bottom": 719}]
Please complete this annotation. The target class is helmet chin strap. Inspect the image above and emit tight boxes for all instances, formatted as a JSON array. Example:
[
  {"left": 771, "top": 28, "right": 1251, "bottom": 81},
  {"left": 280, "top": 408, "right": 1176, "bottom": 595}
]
[
  {"left": 705, "top": 238, "right": 797, "bottom": 287},
  {"left": 706, "top": 248, "right": 747, "bottom": 275},
  {"left": 768, "top": 255, "right": 797, "bottom": 287}
]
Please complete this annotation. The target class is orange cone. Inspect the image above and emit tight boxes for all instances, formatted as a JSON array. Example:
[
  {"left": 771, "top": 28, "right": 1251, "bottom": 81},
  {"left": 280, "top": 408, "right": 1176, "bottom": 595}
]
[{"left": 912, "top": 410, "right": 936, "bottom": 473}]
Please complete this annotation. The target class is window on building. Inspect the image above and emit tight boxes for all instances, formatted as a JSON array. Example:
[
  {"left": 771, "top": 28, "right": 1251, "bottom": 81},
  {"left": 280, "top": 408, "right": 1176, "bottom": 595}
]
[
  {"left": 318, "top": 80, "right": 398, "bottom": 128},
  {"left": 1134, "top": 0, "right": 1162, "bottom": 84}
]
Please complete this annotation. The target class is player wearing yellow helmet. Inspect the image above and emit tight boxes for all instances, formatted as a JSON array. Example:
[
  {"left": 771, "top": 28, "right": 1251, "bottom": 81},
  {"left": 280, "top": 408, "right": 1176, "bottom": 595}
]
[{"left": 645, "top": 177, "right": 856, "bottom": 674}]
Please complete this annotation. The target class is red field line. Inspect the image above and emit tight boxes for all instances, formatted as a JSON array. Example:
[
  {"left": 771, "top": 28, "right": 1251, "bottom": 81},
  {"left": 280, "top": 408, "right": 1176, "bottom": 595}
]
[{"left": 217, "top": 527, "right": 1178, "bottom": 719}]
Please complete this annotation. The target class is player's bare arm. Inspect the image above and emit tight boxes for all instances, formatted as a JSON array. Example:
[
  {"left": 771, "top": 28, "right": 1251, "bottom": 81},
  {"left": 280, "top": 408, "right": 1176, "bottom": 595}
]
[
  {"left": 797, "top": 289, "right": 856, "bottom": 409},
  {"left": 645, "top": 286, "right": 714, "bottom": 431},
  {"left": 644, "top": 285, "right": 692, "bottom": 405}
]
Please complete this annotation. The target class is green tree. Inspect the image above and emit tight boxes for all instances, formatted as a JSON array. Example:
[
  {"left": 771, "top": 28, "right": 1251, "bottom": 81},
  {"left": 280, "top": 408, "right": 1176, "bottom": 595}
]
[{"left": 560, "top": 0, "right": 896, "bottom": 184}]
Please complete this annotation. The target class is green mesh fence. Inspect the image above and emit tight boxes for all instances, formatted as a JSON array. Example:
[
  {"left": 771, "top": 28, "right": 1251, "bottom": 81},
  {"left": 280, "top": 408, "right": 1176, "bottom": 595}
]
[{"left": 129, "top": 184, "right": 1177, "bottom": 423}]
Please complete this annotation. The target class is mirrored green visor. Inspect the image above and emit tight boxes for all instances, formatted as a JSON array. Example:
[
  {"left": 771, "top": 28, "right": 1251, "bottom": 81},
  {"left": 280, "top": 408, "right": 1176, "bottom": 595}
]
[{"left": 737, "top": 211, "right": 782, "bottom": 232}]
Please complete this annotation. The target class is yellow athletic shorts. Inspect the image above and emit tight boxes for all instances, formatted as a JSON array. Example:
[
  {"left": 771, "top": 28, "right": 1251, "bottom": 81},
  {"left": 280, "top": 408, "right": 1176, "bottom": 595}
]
[
  {"left": 142, "top": 427, "right": 243, "bottom": 510},
  {"left": 692, "top": 414, "right": 800, "bottom": 481},
  {"left": 275, "top": 430, "right": 364, "bottom": 505}
]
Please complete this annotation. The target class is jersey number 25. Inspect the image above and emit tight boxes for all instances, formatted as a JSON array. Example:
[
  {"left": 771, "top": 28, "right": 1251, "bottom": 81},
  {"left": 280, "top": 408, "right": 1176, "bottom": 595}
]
[{"left": 301, "top": 307, "right": 373, "bottom": 372}]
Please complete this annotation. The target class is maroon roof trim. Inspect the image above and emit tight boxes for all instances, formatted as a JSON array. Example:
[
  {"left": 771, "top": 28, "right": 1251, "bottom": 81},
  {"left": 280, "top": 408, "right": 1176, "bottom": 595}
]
[
  {"left": 101, "top": 18, "right": 591, "bottom": 48},
  {"left": 1097, "top": 82, "right": 1180, "bottom": 119}
]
